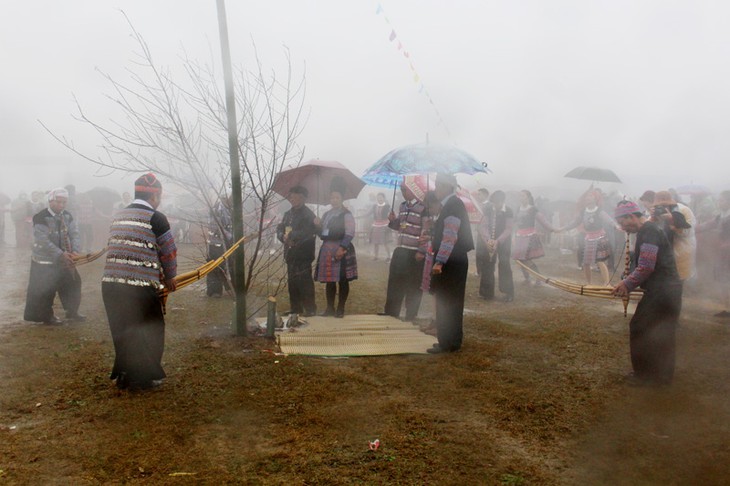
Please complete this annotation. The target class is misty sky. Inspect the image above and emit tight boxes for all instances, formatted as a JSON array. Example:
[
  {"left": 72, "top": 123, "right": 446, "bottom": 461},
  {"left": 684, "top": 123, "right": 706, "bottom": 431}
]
[{"left": 2, "top": 0, "right": 729, "bottom": 200}]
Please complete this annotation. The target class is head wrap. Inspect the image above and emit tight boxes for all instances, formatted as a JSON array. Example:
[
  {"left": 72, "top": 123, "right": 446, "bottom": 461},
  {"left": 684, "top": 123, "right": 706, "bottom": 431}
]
[
  {"left": 614, "top": 200, "right": 642, "bottom": 219},
  {"left": 653, "top": 190, "right": 677, "bottom": 206},
  {"left": 435, "top": 172, "right": 457, "bottom": 188},
  {"left": 47, "top": 187, "right": 69, "bottom": 202},
  {"left": 134, "top": 173, "right": 162, "bottom": 194}
]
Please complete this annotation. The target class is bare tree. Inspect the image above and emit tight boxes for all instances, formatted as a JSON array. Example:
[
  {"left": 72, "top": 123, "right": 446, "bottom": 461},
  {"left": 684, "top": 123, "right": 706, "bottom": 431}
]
[{"left": 41, "top": 14, "right": 307, "bottom": 317}]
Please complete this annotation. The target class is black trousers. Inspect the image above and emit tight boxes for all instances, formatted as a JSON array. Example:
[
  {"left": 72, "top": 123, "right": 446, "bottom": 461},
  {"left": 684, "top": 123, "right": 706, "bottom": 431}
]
[
  {"left": 431, "top": 256, "right": 469, "bottom": 351},
  {"left": 478, "top": 243, "right": 513, "bottom": 299},
  {"left": 383, "top": 247, "right": 425, "bottom": 320},
  {"left": 629, "top": 283, "right": 683, "bottom": 384},
  {"left": 286, "top": 260, "right": 316, "bottom": 314},
  {"left": 102, "top": 282, "right": 166, "bottom": 386},
  {"left": 24, "top": 261, "right": 81, "bottom": 322}
]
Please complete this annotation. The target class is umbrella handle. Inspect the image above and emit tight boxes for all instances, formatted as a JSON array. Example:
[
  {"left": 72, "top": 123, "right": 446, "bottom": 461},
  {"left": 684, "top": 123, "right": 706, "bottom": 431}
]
[{"left": 391, "top": 181, "right": 397, "bottom": 210}]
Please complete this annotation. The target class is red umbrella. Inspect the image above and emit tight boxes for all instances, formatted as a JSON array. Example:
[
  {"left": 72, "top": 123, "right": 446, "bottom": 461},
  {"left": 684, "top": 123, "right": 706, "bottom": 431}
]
[
  {"left": 403, "top": 174, "right": 482, "bottom": 223},
  {"left": 272, "top": 159, "right": 365, "bottom": 205}
]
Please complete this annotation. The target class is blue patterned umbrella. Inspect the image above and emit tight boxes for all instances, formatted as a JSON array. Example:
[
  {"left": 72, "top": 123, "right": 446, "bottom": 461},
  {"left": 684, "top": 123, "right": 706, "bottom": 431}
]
[{"left": 362, "top": 143, "right": 488, "bottom": 188}]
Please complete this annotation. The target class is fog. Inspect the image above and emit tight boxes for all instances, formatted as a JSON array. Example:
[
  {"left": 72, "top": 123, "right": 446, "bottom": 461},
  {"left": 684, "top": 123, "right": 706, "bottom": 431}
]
[{"left": 2, "top": 0, "right": 729, "bottom": 199}]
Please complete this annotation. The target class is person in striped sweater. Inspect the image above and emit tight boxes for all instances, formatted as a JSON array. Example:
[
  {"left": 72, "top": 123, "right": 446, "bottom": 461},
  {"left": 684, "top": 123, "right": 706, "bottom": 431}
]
[
  {"left": 381, "top": 183, "right": 429, "bottom": 321},
  {"left": 101, "top": 173, "right": 177, "bottom": 391}
]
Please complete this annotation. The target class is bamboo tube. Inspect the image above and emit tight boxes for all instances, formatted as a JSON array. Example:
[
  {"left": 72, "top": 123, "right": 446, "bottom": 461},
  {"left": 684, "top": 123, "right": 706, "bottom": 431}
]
[
  {"left": 514, "top": 260, "right": 643, "bottom": 305},
  {"left": 160, "top": 232, "right": 257, "bottom": 296}
]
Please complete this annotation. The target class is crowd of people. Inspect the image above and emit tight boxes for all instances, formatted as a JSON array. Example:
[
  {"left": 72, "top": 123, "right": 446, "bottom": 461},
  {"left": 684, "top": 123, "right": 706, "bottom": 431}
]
[
  {"left": 11, "top": 172, "right": 730, "bottom": 391},
  {"left": 273, "top": 179, "right": 730, "bottom": 383}
]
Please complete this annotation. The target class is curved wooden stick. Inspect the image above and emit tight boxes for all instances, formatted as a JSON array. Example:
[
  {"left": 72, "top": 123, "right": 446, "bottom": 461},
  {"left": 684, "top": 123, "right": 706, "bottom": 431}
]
[
  {"left": 71, "top": 248, "right": 108, "bottom": 266},
  {"left": 160, "top": 232, "right": 259, "bottom": 297},
  {"left": 515, "top": 260, "right": 642, "bottom": 310}
]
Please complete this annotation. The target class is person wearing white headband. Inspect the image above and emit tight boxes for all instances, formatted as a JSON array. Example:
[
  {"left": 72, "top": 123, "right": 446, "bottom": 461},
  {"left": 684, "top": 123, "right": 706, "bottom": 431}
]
[{"left": 23, "top": 187, "right": 84, "bottom": 325}]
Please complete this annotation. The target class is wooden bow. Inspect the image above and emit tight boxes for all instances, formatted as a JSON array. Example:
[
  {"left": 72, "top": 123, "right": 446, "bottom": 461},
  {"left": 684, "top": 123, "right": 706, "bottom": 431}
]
[
  {"left": 514, "top": 260, "right": 642, "bottom": 316},
  {"left": 71, "top": 248, "right": 108, "bottom": 266},
  {"left": 160, "top": 233, "right": 256, "bottom": 298}
]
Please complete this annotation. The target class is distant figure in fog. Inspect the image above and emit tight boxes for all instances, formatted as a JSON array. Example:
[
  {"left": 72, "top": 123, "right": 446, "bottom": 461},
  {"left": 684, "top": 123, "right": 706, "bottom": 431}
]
[
  {"left": 479, "top": 190, "right": 514, "bottom": 302},
  {"left": 11, "top": 192, "right": 32, "bottom": 248},
  {"left": 696, "top": 191, "right": 730, "bottom": 318},
  {"left": 512, "top": 190, "right": 556, "bottom": 284},
  {"left": 613, "top": 200, "right": 682, "bottom": 386},
  {"left": 206, "top": 195, "right": 233, "bottom": 298},
  {"left": 639, "top": 190, "right": 655, "bottom": 217},
  {"left": 370, "top": 192, "right": 391, "bottom": 260},
  {"left": 23, "top": 188, "right": 84, "bottom": 325},
  {"left": 651, "top": 190, "right": 697, "bottom": 282},
  {"left": 116, "top": 191, "right": 132, "bottom": 211},
  {"left": 559, "top": 189, "right": 616, "bottom": 286},
  {"left": 76, "top": 193, "right": 95, "bottom": 252},
  {"left": 0, "top": 192, "right": 10, "bottom": 246},
  {"left": 474, "top": 188, "right": 491, "bottom": 292}
]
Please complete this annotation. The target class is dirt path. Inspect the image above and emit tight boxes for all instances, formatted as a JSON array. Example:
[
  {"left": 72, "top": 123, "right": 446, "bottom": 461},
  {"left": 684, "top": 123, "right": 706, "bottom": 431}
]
[{"left": 1, "top": 244, "right": 730, "bottom": 484}]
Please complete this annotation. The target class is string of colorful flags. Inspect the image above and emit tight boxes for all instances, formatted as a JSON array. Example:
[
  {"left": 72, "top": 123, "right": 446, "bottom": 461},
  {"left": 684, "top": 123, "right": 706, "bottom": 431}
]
[{"left": 375, "top": 3, "right": 452, "bottom": 138}]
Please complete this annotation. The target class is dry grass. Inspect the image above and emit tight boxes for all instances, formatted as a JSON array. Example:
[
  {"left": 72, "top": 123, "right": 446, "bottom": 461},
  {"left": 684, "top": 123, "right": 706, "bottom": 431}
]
[{"left": 1, "top": 244, "right": 730, "bottom": 484}]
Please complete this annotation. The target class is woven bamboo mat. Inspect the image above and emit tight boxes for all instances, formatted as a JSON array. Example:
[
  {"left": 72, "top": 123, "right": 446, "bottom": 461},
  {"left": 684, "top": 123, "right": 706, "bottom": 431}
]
[{"left": 277, "top": 314, "right": 437, "bottom": 356}]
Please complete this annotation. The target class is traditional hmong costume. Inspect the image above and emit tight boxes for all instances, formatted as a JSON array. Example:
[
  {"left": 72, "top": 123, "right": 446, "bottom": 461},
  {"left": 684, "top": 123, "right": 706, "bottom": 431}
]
[
  {"left": 101, "top": 174, "right": 177, "bottom": 390},
  {"left": 314, "top": 206, "right": 357, "bottom": 316},
  {"left": 430, "top": 186, "right": 474, "bottom": 352},
  {"left": 383, "top": 198, "right": 428, "bottom": 320},
  {"left": 511, "top": 205, "right": 552, "bottom": 261},
  {"left": 23, "top": 197, "right": 82, "bottom": 323},
  {"left": 369, "top": 202, "right": 391, "bottom": 245},
  {"left": 618, "top": 202, "right": 682, "bottom": 385},
  {"left": 565, "top": 207, "right": 615, "bottom": 267}
]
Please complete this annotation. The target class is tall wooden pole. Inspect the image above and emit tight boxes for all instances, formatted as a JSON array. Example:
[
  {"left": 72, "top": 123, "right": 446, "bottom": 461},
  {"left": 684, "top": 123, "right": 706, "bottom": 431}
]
[{"left": 216, "top": 0, "right": 246, "bottom": 335}]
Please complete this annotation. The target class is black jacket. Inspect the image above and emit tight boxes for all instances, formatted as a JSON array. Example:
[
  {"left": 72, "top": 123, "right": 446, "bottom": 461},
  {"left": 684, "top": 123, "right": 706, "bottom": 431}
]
[{"left": 276, "top": 205, "right": 317, "bottom": 263}]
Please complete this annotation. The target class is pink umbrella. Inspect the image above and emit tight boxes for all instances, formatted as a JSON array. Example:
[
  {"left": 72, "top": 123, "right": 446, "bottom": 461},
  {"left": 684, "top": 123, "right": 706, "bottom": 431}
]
[
  {"left": 403, "top": 174, "right": 482, "bottom": 223},
  {"left": 272, "top": 159, "right": 365, "bottom": 206}
]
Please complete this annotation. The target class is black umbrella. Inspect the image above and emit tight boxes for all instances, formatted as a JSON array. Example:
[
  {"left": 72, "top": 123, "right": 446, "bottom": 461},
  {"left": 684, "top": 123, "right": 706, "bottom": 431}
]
[{"left": 564, "top": 166, "right": 622, "bottom": 183}]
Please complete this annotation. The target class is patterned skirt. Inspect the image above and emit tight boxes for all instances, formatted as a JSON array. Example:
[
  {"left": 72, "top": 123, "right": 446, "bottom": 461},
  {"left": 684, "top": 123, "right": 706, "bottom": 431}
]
[
  {"left": 512, "top": 229, "right": 544, "bottom": 261},
  {"left": 583, "top": 229, "right": 611, "bottom": 265},
  {"left": 370, "top": 221, "right": 391, "bottom": 245},
  {"left": 315, "top": 241, "right": 358, "bottom": 282}
]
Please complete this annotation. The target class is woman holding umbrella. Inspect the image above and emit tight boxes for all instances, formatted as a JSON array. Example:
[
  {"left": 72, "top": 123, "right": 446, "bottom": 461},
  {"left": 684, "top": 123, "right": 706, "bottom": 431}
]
[
  {"left": 558, "top": 188, "right": 617, "bottom": 285},
  {"left": 314, "top": 177, "right": 358, "bottom": 318}
]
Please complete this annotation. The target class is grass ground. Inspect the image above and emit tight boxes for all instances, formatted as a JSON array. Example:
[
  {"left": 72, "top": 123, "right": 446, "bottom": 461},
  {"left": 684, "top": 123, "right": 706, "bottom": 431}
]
[{"left": 1, "top": 243, "right": 730, "bottom": 485}]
